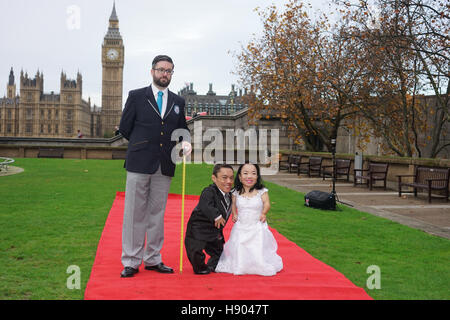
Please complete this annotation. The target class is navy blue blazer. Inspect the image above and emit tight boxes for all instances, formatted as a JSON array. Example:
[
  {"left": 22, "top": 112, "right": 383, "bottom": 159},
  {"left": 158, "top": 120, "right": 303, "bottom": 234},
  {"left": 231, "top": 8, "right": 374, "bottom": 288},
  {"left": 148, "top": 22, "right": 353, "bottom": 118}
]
[{"left": 119, "top": 85, "right": 189, "bottom": 177}]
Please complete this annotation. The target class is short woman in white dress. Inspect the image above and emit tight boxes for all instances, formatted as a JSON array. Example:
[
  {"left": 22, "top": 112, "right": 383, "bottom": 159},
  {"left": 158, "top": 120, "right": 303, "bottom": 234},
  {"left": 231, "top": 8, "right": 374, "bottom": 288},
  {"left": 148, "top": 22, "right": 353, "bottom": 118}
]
[{"left": 215, "top": 163, "right": 283, "bottom": 276}]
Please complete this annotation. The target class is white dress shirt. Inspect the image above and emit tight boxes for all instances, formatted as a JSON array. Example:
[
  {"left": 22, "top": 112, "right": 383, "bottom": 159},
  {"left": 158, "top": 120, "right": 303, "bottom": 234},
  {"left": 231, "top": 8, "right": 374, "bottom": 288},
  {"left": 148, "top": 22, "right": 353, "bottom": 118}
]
[{"left": 151, "top": 84, "right": 168, "bottom": 118}]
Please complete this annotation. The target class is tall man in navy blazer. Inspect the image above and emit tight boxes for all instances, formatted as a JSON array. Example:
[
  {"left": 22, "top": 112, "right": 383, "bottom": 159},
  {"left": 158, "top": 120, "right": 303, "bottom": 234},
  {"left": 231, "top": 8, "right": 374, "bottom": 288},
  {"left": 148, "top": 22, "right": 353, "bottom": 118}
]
[{"left": 119, "top": 55, "right": 192, "bottom": 278}]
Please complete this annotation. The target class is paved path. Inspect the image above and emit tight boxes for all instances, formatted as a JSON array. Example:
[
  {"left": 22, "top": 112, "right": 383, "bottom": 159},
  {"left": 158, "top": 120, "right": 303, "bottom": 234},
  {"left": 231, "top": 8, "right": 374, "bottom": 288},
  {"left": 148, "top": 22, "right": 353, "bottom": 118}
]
[
  {"left": 262, "top": 172, "right": 450, "bottom": 240},
  {"left": 0, "top": 166, "right": 24, "bottom": 177}
]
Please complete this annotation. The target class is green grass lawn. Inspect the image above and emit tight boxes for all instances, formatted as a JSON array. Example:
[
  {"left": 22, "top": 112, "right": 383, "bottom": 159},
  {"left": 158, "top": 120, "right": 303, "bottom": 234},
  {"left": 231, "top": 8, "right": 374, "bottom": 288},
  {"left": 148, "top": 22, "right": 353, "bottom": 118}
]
[{"left": 0, "top": 158, "right": 449, "bottom": 300}]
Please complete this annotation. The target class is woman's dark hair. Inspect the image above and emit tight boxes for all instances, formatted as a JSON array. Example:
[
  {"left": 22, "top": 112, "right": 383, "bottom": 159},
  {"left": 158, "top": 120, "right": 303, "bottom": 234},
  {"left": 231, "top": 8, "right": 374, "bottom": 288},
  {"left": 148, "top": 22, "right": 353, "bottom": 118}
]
[{"left": 234, "top": 162, "right": 265, "bottom": 194}]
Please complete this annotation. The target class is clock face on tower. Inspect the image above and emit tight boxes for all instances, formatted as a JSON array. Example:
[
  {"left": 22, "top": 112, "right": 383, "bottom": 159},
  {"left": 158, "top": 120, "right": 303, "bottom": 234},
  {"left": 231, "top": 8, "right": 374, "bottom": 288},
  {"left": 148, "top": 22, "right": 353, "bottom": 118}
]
[{"left": 107, "top": 49, "right": 119, "bottom": 60}]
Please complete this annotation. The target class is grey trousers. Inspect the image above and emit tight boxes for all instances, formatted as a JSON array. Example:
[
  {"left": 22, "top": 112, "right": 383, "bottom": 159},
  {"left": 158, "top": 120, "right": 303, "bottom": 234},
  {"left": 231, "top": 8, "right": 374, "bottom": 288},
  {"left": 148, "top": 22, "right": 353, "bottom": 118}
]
[{"left": 121, "top": 167, "right": 172, "bottom": 269}]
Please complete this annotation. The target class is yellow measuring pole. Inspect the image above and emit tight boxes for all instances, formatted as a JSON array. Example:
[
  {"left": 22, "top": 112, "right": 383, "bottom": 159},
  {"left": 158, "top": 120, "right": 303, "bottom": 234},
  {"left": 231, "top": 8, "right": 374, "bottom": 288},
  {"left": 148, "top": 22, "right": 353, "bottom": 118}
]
[{"left": 179, "top": 155, "right": 186, "bottom": 274}]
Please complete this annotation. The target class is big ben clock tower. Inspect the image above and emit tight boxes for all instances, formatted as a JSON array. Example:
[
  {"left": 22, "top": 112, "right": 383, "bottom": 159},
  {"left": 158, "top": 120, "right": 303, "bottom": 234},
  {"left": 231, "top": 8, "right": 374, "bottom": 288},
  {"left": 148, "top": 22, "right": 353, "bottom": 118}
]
[{"left": 101, "top": 2, "right": 124, "bottom": 137}]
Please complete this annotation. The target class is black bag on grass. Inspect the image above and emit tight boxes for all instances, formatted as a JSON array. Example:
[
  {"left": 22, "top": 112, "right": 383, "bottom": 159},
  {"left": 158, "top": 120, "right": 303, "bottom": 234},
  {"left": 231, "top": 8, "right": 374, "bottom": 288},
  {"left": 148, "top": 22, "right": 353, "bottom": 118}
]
[{"left": 304, "top": 190, "right": 336, "bottom": 210}]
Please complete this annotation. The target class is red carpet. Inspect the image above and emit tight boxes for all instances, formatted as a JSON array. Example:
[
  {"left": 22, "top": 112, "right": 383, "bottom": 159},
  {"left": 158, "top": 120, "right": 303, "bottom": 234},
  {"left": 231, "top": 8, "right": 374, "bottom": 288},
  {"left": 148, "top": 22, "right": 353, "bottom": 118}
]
[{"left": 84, "top": 192, "right": 372, "bottom": 300}]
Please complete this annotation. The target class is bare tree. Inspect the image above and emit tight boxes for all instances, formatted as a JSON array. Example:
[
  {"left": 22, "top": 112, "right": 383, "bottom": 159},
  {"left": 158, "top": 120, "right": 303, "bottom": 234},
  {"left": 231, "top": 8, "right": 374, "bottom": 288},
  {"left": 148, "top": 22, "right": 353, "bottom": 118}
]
[
  {"left": 236, "top": 1, "right": 360, "bottom": 152},
  {"left": 336, "top": 0, "right": 449, "bottom": 157}
]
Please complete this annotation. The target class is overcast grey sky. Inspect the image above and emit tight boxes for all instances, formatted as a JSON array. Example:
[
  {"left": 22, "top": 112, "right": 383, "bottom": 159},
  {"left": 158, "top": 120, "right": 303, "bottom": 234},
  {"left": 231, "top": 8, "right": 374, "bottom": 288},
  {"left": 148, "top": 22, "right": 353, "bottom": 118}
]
[{"left": 0, "top": 0, "right": 332, "bottom": 108}]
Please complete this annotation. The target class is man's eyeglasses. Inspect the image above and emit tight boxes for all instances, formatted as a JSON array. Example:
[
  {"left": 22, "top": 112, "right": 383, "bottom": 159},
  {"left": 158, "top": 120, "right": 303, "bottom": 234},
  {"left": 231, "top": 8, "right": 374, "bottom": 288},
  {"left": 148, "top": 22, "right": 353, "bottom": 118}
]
[{"left": 153, "top": 68, "right": 174, "bottom": 75}]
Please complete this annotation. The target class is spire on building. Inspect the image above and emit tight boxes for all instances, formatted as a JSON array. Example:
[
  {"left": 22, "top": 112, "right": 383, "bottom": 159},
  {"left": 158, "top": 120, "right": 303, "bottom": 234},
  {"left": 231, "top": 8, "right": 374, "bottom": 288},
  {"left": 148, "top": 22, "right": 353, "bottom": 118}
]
[
  {"left": 8, "top": 67, "right": 15, "bottom": 85},
  {"left": 105, "top": 1, "right": 122, "bottom": 40},
  {"left": 207, "top": 83, "right": 216, "bottom": 96},
  {"left": 110, "top": 1, "right": 118, "bottom": 21}
]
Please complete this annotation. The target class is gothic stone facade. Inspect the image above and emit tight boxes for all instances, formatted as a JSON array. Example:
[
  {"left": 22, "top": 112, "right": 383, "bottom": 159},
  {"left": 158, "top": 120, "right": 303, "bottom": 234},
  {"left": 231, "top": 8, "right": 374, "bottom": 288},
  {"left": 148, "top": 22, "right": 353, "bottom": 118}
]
[
  {"left": 179, "top": 83, "right": 247, "bottom": 118},
  {"left": 0, "top": 4, "right": 122, "bottom": 138}
]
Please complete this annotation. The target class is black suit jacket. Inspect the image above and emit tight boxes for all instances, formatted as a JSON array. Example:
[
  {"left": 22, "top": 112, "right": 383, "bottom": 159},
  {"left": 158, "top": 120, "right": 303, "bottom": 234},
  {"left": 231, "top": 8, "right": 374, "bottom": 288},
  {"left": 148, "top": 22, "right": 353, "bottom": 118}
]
[
  {"left": 186, "top": 184, "right": 232, "bottom": 242},
  {"left": 119, "top": 85, "right": 188, "bottom": 177}
]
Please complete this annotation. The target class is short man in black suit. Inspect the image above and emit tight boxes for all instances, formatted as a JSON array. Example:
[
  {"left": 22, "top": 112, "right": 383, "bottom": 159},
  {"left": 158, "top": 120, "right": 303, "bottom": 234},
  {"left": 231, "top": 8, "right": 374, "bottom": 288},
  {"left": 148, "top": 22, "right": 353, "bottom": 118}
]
[
  {"left": 185, "top": 164, "right": 234, "bottom": 274},
  {"left": 119, "top": 55, "right": 192, "bottom": 278}
]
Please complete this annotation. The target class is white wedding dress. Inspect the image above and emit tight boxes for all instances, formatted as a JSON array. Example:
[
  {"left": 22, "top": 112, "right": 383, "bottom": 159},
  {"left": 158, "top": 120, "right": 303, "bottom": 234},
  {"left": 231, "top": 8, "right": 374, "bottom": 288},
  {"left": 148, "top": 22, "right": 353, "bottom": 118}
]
[{"left": 215, "top": 188, "right": 283, "bottom": 276}]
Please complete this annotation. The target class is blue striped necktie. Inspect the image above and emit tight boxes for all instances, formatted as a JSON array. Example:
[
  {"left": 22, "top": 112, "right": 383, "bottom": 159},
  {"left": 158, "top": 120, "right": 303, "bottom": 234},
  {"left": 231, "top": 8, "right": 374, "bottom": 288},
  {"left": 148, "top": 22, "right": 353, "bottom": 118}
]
[{"left": 157, "top": 91, "right": 163, "bottom": 114}]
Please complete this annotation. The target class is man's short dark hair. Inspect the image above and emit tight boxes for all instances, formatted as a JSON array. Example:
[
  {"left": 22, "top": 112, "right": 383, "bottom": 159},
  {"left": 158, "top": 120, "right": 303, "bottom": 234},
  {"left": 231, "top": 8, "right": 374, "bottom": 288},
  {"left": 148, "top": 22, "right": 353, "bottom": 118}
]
[
  {"left": 213, "top": 164, "right": 234, "bottom": 177},
  {"left": 152, "top": 55, "right": 174, "bottom": 69}
]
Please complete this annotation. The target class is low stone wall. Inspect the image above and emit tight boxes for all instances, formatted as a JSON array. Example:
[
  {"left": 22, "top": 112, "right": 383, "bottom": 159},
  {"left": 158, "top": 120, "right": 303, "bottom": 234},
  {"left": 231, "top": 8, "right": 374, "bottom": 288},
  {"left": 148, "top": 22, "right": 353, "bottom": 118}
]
[
  {"left": 0, "top": 144, "right": 128, "bottom": 160},
  {"left": 1, "top": 139, "right": 449, "bottom": 192},
  {"left": 0, "top": 136, "right": 128, "bottom": 160}
]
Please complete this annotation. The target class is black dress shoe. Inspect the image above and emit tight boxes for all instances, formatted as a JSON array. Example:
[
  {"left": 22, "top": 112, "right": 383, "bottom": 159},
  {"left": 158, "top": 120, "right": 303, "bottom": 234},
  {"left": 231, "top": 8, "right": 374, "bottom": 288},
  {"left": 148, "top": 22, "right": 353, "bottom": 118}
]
[
  {"left": 120, "top": 267, "right": 139, "bottom": 278},
  {"left": 194, "top": 268, "right": 211, "bottom": 275},
  {"left": 145, "top": 262, "right": 174, "bottom": 274},
  {"left": 207, "top": 266, "right": 216, "bottom": 273}
]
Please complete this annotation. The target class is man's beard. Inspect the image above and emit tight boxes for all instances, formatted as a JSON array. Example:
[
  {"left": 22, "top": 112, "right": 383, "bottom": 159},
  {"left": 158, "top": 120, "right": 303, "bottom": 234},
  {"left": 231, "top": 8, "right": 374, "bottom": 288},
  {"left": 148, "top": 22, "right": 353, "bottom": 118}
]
[{"left": 154, "top": 76, "right": 171, "bottom": 88}]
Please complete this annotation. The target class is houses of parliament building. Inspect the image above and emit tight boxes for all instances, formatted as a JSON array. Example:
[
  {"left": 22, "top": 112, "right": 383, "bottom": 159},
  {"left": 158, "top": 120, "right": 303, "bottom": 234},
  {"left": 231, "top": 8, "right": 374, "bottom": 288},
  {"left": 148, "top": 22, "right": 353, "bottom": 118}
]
[
  {"left": 0, "top": 3, "right": 247, "bottom": 140},
  {"left": 0, "top": 4, "right": 124, "bottom": 139}
]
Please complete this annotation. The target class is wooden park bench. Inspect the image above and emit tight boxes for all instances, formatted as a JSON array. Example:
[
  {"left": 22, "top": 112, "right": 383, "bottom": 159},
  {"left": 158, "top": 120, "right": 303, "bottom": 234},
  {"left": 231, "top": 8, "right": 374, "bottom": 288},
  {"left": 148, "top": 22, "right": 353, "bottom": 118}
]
[
  {"left": 279, "top": 154, "right": 303, "bottom": 174},
  {"left": 279, "top": 154, "right": 293, "bottom": 171},
  {"left": 322, "top": 159, "right": 351, "bottom": 182},
  {"left": 398, "top": 166, "right": 450, "bottom": 203},
  {"left": 354, "top": 162, "right": 389, "bottom": 190},
  {"left": 298, "top": 156, "right": 323, "bottom": 177},
  {"left": 38, "top": 148, "right": 64, "bottom": 158}
]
